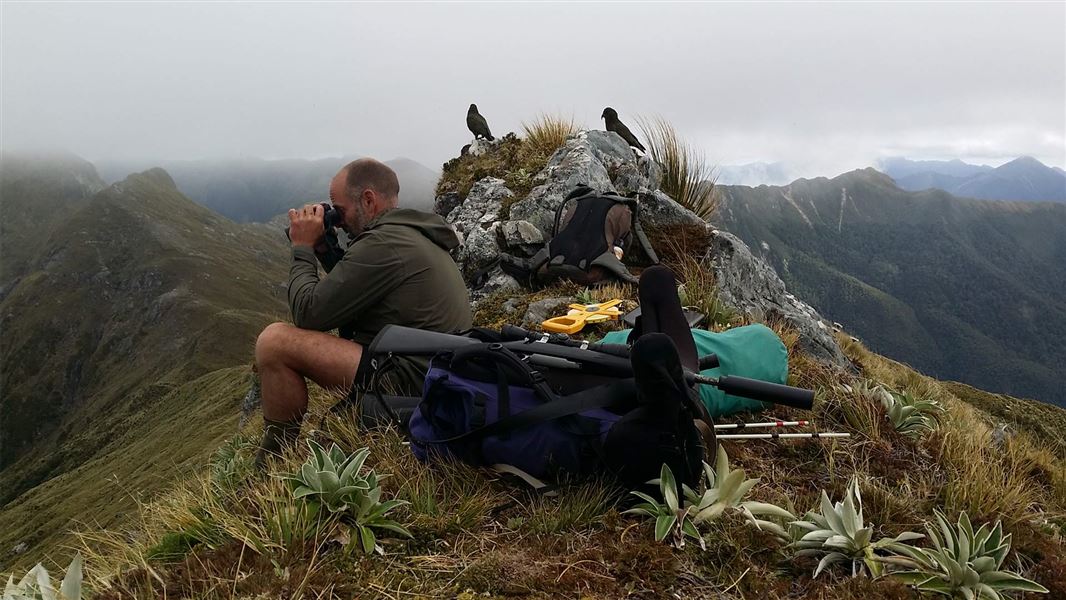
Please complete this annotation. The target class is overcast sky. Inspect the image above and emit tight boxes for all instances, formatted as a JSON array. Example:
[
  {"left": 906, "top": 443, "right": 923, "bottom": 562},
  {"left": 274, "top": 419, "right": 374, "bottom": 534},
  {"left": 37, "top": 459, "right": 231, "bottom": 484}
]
[{"left": 3, "top": 2, "right": 1064, "bottom": 178}]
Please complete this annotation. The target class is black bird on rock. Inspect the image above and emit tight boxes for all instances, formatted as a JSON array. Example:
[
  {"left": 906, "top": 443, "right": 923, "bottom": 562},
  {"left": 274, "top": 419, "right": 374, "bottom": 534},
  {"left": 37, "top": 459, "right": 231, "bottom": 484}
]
[
  {"left": 467, "top": 104, "right": 495, "bottom": 141},
  {"left": 601, "top": 107, "right": 645, "bottom": 152}
]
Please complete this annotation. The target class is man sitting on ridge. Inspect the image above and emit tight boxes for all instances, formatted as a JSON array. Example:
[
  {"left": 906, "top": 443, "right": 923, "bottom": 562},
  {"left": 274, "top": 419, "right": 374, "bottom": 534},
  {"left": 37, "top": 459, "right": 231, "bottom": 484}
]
[{"left": 254, "top": 158, "right": 472, "bottom": 468}]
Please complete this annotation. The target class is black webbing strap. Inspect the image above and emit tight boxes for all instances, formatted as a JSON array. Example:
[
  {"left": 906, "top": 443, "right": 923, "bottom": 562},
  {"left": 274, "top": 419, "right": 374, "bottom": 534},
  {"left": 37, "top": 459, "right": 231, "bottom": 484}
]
[{"left": 628, "top": 200, "right": 660, "bottom": 264}]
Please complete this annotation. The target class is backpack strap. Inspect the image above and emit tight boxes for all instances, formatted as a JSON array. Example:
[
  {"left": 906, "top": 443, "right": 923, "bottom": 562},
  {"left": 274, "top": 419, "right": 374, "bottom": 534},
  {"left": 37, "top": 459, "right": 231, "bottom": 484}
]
[
  {"left": 628, "top": 200, "right": 660, "bottom": 264},
  {"left": 498, "top": 246, "right": 551, "bottom": 284},
  {"left": 588, "top": 252, "right": 639, "bottom": 284}
]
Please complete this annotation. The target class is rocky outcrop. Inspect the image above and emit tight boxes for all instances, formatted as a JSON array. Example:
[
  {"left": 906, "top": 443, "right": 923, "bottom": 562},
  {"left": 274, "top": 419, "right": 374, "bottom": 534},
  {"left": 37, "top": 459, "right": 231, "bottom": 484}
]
[
  {"left": 509, "top": 130, "right": 665, "bottom": 233},
  {"left": 437, "top": 129, "right": 848, "bottom": 367},
  {"left": 705, "top": 230, "right": 849, "bottom": 367}
]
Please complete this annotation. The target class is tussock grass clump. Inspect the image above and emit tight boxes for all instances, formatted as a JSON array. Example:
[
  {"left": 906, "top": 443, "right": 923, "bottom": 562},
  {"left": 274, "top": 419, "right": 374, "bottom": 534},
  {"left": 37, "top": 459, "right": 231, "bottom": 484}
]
[
  {"left": 645, "top": 221, "right": 713, "bottom": 268},
  {"left": 637, "top": 115, "right": 718, "bottom": 220},
  {"left": 322, "top": 417, "right": 506, "bottom": 538},
  {"left": 941, "top": 380, "right": 1066, "bottom": 457},
  {"left": 521, "top": 113, "right": 577, "bottom": 162},
  {"left": 820, "top": 380, "right": 885, "bottom": 442},
  {"left": 514, "top": 480, "right": 616, "bottom": 535},
  {"left": 838, "top": 334, "right": 1065, "bottom": 524},
  {"left": 935, "top": 411, "right": 1047, "bottom": 524}
]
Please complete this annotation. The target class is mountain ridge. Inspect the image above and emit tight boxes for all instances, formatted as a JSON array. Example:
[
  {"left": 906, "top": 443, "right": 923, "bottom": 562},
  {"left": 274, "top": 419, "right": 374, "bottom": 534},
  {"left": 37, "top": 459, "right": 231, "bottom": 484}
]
[
  {"left": 717, "top": 170, "right": 1066, "bottom": 406},
  {"left": 0, "top": 163, "right": 289, "bottom": 512}
]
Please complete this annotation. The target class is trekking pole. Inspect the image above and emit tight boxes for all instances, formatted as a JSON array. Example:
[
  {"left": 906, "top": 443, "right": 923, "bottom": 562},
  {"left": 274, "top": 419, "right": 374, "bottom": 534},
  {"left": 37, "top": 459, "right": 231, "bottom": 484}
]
[
  {"left": 716, "top": 432, "right": 850, "bottom": 440},
  {"left": 714, "top": 420, "right": 810, "bottom": 430}
]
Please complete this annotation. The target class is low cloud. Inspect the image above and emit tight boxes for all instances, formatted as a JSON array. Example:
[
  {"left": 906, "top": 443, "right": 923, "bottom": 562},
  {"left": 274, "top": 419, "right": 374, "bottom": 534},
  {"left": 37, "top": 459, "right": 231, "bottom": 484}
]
[{"left": 2, "top": 2, "right": 1063, "bottom": 174}]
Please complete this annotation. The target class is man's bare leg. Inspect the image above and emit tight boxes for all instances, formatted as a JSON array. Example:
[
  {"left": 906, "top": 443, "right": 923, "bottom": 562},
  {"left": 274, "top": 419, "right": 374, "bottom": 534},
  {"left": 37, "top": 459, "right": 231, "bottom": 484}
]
[{"left": 253, "top": 322, "right": 363, "bottom": 466}]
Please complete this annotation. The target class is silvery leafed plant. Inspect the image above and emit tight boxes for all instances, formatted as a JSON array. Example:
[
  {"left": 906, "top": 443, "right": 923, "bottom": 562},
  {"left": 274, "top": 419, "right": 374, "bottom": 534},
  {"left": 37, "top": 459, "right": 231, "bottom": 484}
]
[
  {"left": 789, "top": 478, "right": 924, "bottom": 578},
  {"left": 283, "top": 440, "right": 411, "bottom": 554},
  {"left": 3, "top": 554, "right": 83, "bottom": 600},
  {"left": 883, "top": 510, "right": 1048, "bottom": 599}
]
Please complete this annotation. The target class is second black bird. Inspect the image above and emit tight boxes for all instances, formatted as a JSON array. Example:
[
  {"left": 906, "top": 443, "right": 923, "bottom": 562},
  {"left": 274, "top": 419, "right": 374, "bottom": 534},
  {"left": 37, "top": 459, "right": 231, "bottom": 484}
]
[
  {"left": 601, "top": 107, "right": 646, "bottom": 153},
  {"left": 467, "top": 104, "right": 495, "bottom": 141}
]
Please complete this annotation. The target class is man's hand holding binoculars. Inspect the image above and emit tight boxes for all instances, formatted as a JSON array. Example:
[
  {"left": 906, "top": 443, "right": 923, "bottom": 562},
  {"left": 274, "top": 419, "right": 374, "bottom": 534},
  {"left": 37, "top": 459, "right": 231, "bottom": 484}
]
[{"left": 288, "top": 203, "right": 326, "bottom": 248}]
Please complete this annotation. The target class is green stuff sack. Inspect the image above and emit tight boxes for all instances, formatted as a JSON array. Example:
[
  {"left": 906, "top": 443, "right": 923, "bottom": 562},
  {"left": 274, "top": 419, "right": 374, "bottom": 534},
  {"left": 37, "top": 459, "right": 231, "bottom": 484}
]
[{"left": 601, "top": 324, "right": 788, "bottom": 418}]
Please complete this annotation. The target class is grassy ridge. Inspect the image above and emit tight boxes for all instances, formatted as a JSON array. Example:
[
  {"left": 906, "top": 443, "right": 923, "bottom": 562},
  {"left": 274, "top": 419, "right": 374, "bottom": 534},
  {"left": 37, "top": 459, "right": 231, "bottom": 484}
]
[
  {"left": 0, "top": 366, "right": 253, "bottom": 571},
  {"left": 54, "top": 299, "right": 1066, "bottom": 599},
  {"left": 0, "top": 166, "right": 289, "bottom": 569}
]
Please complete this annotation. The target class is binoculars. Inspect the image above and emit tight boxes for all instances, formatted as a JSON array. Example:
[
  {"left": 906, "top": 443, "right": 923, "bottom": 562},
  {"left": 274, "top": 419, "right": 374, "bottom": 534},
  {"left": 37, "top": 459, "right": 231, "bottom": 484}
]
[{"left": 284, "top": 202, "right": 343, "bottom": 240}]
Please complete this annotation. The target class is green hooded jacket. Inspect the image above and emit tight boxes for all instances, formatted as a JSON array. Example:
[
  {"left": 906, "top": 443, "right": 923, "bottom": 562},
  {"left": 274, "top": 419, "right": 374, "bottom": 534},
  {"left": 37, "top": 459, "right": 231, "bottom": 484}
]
[{"left": 288, "top": 208, "right": 472, "bottom": 348}]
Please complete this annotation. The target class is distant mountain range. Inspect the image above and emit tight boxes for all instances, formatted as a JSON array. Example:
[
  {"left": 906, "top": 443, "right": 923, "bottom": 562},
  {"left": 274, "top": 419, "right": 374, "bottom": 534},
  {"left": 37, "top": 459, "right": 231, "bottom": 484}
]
[
  {"left": 95, "top": 156, "right": 441, "bottom": 223},
  {"left": 715, "top": 157, "right": 1066, "bottom": 204},
  {"left": 718, "top": 169, "right": 1066, "bottom": 407},
  {"left": 877, "top": 156, "right": 1066, "bottom": 203}
]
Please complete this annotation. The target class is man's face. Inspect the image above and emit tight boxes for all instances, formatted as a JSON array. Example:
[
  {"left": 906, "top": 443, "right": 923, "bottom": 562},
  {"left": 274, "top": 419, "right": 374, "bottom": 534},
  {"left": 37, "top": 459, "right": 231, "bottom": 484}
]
[{"left": 329, "top": 171, "right": 369, "bottom": 236}]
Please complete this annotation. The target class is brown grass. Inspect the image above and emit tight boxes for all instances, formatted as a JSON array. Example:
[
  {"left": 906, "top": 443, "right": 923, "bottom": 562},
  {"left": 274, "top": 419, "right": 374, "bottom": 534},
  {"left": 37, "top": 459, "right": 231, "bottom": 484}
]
[
  {"left": 521, "top": 113, "right": 577, "bottom": 161},
  {"left": 637, "top": 115, "right": 718, "bottom": 220}
]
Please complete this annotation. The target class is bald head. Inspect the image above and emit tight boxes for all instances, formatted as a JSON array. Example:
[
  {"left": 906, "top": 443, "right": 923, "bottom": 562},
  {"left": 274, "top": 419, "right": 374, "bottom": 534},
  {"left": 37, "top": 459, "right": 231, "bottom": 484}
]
[
  {"left": 344, "top": 158, "right": 399, "bottom": 206},
  {"left": 329, "top": 157, "right": 401, "bottom": 236}
]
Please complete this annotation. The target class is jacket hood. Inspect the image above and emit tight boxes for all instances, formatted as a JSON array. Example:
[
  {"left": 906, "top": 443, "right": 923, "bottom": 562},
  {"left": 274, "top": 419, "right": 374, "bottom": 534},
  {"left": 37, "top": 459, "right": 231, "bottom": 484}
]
[{"left": 368, "top": 208, "right": 461, "bottom": 251}]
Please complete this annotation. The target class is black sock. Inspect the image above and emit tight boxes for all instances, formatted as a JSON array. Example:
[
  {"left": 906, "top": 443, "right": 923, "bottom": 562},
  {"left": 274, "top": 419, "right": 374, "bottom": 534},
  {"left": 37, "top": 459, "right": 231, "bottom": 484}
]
[
  {"left": 254, "top": 417, "right": 302, "bottom": 471},
  {"left": 632, "top": 265, "right": 699, "bottom": 371}
]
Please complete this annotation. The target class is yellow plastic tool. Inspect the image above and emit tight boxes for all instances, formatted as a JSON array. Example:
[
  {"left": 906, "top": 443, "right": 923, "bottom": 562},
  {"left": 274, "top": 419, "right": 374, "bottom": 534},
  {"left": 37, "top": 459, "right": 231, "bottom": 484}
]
[{"left": 542, "top": 299, "right": 623, "bottom": 334}]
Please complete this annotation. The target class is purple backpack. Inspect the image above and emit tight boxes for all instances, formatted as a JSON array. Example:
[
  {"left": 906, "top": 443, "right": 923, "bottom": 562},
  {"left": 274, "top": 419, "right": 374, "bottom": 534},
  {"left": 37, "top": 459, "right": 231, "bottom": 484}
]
[{"left": 406, "top": 342, "right": 705, "bottom": 487}]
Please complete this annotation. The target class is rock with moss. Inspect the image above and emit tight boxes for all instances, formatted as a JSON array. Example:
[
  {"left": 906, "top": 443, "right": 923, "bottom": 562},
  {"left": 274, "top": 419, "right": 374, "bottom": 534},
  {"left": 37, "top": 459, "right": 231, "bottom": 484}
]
[
  {"left": 613, "top": 154, "right": 663, "bottom": 196},
  {"left": 498, "top": 220, "right": 544, "bottom": 256},
  {"left": 435, "top": 126, "right": 844, "bottom": 374},
  {"left": 468, "top": 138, "right": 497, "bottom": 157},
  {"left": 448, "top": 178, "right": 514, "bottom": 275},
  {"left": 434, "top": 191, "right": 462, "bottom": 218},
  {"left": 509, "top": 130, "right": 682, "bottom": 235},
  {"left": 471, "top": 266, "right": 521, "bottom": 303},
  {"left": 523, "top": 297, "right": 574, "bottom": 326},
  {"left": 705, "top": 229, "right": 848, "bottom": 368},
  {"left": 510, "top": 146, "right": 615, "bottom": 233}
]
